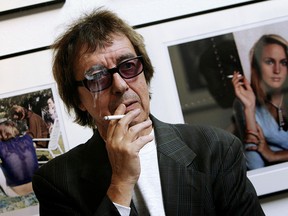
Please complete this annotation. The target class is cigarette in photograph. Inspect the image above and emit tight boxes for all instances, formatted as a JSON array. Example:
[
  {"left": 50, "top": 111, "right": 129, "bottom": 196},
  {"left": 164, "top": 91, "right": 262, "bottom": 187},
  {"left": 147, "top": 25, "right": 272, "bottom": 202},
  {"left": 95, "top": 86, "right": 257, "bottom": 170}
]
[
  {"left": 227, "top": 74, "right": 242, "bottom": 78},
  {"left": 103, "top": 115, "right": 125, "bottom": 120}
]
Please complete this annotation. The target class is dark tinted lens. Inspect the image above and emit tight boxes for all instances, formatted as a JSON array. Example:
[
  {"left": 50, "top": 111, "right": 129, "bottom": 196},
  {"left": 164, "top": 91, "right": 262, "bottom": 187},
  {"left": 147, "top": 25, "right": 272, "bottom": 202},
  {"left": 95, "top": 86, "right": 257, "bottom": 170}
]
[
  {"left": 119, "top": 58, "right": 143, "bottom": 79},
  {"left": 81, "top": 56, "right": 143, "bottom": 92},
  {"left": 85, "top": 70, "right": 112, "bottom": 92}
]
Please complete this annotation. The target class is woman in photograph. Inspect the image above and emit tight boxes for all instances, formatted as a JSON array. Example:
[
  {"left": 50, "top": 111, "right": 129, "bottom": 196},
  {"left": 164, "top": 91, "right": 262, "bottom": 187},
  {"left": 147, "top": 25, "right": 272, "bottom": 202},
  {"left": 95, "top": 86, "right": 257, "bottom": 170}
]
[
  {"left": 232, "top": 34, "right": 288, "bottom": 170},
  {"left": 0, "top": 120, "right": 39, "bottom": 196}
]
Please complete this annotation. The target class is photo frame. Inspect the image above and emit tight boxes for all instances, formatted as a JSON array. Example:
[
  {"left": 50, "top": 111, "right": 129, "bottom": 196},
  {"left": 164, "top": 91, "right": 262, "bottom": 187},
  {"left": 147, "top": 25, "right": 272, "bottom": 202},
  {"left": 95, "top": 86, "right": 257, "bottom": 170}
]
[
  {"left": 136, "top": 0, "right": 288, "bottom": 196},
  {"left": 0, "top": 0, "right": 65, "bottom": 16},
  {"left": 0, "top": 83, "right": 68, "bottom": 214}
]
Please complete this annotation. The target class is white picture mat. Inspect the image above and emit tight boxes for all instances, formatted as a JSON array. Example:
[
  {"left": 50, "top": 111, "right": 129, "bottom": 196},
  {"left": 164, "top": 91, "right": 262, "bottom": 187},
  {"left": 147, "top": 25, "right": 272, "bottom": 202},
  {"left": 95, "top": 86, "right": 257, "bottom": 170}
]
[{"left": 136, "top": 0, "right": 288, "bottom": 196}]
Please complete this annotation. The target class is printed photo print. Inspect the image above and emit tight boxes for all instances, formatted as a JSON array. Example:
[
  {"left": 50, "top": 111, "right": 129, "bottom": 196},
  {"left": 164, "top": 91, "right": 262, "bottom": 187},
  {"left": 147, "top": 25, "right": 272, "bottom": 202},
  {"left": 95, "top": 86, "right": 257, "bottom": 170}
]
[
  {"left": 0, "top": 84, "right": 66, "bottom": 213},
  {"left": 169, "top": 19, "right": 288, "bottom": 171}
]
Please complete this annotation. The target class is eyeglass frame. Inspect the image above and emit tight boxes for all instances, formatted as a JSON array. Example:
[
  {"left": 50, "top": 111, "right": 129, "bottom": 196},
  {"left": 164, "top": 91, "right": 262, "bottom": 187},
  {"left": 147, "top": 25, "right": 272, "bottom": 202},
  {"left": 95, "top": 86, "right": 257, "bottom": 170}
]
[{"left": 75, "top": 55, "right": 144, "bottom": 93}]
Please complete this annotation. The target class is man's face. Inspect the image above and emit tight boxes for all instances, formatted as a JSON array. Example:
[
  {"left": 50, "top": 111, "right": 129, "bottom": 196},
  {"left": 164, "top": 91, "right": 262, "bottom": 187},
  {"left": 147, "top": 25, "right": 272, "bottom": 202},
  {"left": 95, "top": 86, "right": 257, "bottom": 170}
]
[
  {"left": 75, "top": 34, "right": 150, "bottom": 139},
  {"left": 12, "top": 107, "right": 25, "bottom": 121}
]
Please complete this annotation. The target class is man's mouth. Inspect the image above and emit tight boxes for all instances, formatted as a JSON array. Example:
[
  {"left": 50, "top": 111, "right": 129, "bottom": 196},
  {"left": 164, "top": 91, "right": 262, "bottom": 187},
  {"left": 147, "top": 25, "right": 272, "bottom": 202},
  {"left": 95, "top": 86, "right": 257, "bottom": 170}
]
[{"left": 124, "top": 101, "right": 138, "bottom": 113}]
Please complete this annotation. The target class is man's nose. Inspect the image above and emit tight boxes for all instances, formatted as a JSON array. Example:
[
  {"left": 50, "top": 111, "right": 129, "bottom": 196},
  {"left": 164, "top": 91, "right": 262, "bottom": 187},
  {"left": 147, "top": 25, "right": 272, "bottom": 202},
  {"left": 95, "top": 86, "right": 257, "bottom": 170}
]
[{"left": 111, "top": 73, "right": 129, "bottom": 94}]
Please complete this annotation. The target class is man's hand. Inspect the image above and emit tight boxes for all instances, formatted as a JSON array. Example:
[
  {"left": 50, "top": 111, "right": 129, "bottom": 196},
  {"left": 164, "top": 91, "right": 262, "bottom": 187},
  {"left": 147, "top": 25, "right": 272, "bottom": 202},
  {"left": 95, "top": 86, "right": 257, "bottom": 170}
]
[{"left": 106, "top": 104, "right": 154, "bottom": 206}]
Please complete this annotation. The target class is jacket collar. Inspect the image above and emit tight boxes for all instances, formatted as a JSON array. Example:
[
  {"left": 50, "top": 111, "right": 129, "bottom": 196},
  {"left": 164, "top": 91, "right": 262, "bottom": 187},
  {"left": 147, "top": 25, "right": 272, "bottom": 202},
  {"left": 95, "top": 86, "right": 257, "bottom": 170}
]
[{"left": 150, "top": 115, "right": 196, "bottom": 167}]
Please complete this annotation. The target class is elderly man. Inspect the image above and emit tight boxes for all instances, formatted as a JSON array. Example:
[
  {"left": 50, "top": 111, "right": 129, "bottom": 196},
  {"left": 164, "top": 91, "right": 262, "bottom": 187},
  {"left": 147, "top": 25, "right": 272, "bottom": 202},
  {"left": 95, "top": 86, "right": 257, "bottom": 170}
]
[{"left": 32, "top": 8, "right": 264, "bottom": 216}]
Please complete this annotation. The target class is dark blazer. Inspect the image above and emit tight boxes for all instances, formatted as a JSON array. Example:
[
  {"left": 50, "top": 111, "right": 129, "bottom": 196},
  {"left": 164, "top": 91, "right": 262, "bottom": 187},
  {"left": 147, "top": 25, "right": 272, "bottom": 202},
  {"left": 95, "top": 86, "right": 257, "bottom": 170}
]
[{"left": 32, "top": 115, "right": 264, "bottom": 216}]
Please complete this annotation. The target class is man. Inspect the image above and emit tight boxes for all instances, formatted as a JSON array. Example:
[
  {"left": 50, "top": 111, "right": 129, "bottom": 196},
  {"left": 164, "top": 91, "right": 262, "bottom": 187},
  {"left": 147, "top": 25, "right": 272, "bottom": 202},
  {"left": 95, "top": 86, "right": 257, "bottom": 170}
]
[
  {"left": 10, "top": 105, "right": 49, "bottom": 147},
  {"left": 32, "top": 8, "right": 264, "bottom": 215}
]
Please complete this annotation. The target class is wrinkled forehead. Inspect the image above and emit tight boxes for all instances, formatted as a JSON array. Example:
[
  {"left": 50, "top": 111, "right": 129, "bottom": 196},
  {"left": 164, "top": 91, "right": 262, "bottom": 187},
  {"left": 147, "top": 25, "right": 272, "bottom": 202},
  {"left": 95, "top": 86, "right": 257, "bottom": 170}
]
[
  {"left": 91, "top": 34, "right": 133, "bottom": 53},
  {"left": 86, "top": 47, "right": 135, "bottom": 61},
  {"left": 78, "top": 47, "right": 136, "bottom": 73},
  {"left": 75, "top": 35, "right": 136, "bottom": 77}
]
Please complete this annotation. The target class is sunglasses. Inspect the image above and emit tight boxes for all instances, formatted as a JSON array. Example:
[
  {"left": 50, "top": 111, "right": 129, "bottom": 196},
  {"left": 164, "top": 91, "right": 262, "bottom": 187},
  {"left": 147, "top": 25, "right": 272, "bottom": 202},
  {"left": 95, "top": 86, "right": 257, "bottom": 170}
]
[{"left": 76, "top": 56, "right": 144, "bottom": 93}]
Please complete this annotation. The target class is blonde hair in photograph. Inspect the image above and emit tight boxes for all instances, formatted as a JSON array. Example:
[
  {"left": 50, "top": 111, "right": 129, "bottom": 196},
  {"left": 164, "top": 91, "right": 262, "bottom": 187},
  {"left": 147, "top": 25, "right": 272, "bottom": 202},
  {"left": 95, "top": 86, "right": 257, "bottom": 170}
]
[{"left": 0, "top": 121, "right": 19, "bottom": 141}]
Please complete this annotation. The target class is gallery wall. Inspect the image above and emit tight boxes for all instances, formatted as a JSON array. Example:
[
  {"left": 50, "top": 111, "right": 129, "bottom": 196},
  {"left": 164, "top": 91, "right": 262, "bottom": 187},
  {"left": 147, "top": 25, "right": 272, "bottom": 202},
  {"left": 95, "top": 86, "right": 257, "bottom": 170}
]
[{"left": 0, "top": 0, "right": 288, "bottom": 215}]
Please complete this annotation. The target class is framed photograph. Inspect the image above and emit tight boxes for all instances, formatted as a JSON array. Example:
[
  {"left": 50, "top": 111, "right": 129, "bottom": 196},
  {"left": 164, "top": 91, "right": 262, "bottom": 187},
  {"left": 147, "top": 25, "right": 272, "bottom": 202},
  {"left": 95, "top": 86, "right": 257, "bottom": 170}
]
[
  {"left": 136, "top": 0, "right": 288, "bottom": 196},
  {"left": 0, "top": 84, "right": 68, "bottom": 214},
  {"left": 0, "top": 0, "right": 65, "bottom": 16}
]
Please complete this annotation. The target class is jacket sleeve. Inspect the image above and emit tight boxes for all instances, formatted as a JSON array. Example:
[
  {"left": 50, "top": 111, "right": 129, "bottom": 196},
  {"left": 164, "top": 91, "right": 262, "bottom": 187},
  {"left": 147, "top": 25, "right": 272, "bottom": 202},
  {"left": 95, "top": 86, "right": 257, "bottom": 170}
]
[
  {"left": 32, "top": 161, "right": 137, "bottom": 216},
  {"left": 212, "top": 133, "right": 265, "bottom": 216},
  {"left": 33, "top": 172, "right": 84, "bottom": 216},
  {"left": 33, "top": 172, "right": 127, "bottom": 216}
]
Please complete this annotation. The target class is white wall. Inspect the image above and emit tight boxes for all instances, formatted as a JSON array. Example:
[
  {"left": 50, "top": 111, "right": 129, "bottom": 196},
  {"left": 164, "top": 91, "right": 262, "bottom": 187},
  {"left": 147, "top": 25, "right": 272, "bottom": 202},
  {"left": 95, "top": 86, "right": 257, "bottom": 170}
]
[
  {"left": 1, "top": 0, "right": 288, "bottom": 215},
  {"left": 0, "top": 0, "right": 254, "bottom": 57}
]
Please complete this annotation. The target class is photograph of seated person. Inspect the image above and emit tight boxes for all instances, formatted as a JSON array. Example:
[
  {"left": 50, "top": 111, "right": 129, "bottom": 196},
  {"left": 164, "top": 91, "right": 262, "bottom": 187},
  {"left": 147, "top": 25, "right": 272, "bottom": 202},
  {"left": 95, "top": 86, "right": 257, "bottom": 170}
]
[
  {"left": 0, "top": 120, "right": 39, "bottom": 197},
  {"left": 47, "top": 97, "right": 58, "bottom": 122},
  {"left": 232, "top": 34, "right": 288, "bottom": 170},
  {"left": 46, "top": 97, "right": 58, "bottom": 134},
  {"left": 10, "top": 105, "right": 49, "bottom": 148},
  {"left": 32, "top": 8, "right": 264, "bottom": 215}
]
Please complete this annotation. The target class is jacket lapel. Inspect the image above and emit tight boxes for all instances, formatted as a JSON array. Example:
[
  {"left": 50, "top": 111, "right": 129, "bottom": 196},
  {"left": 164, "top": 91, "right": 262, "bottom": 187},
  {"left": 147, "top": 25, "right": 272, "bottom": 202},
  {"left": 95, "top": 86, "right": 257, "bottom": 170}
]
[{"left": 152, "top": 116, "right": 206, "bottom": 215}]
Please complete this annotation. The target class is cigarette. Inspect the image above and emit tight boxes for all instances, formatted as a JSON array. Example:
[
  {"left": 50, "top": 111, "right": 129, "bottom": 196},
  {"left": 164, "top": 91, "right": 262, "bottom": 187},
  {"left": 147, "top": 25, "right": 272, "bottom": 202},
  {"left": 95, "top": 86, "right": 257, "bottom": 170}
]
[
  {"left": 227, "top": 74, "right": 242, "bottom": 78},
  {"left": 103, "top": 115, "right": 125, "bottom": 120}
]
